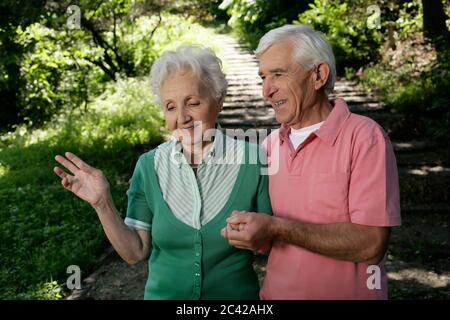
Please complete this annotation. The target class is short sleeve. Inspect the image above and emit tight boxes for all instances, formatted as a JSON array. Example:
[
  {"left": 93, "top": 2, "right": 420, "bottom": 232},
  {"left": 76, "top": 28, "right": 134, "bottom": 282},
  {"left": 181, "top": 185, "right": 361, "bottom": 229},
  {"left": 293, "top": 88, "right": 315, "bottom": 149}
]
[
  {"left": 124, "top": 155, "right": 153, "bottom": 231},
  {"left": 349, "top": 129, "right": 401, "bottom": 227}
]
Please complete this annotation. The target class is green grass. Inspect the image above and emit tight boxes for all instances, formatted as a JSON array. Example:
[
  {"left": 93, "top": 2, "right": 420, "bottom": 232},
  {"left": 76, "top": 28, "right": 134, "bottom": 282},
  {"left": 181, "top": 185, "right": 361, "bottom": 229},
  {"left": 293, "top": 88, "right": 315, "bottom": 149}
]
[{"left": 0, "top": 77, "right": 165, "bottom": 299}]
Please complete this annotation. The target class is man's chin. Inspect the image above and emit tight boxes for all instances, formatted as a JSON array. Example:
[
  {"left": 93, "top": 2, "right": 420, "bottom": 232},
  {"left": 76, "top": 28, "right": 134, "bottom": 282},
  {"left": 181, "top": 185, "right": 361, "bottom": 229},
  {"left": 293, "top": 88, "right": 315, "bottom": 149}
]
[{"left": 274, "top": 114, "right": 287, "bottom": 125}]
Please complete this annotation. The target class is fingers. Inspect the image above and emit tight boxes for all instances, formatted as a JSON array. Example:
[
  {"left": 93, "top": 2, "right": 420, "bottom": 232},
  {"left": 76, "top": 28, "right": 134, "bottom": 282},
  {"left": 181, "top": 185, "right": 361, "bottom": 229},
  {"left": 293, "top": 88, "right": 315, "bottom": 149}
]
[
  {"left": 55, "top": 155, "right": 79, "bottom": 174},
  {"left": 222, "top": 223, "right": 247, "bottom": 240},
  {"left": 226, "top": 227, "right": 246, "bottom": 240},
  {"left": 53, "top": 166, "right": 68, "bottom": 179},
  {"left": 227, "top": 222, "right": 243, "bottom": 231},
  {"left": 61, "top": 176, "right": 71, "bottom": 189},
  {"left": 226, "top": 211, "right": 249, "bottom": 224},
  {"left": 54, "top": 166, "right": 75, "bottom": 189},
  {"left": 60, "top": 173, "right": 75, "bottom": 189},
  {"left": 65, "top": 152, "right": 94, "bottom": 173},
  {"left": 221, "top": 224, "right": 254, "bottom": 251},
  {"left": 220, "top": 227, "right": 227, "bottom": 238}
]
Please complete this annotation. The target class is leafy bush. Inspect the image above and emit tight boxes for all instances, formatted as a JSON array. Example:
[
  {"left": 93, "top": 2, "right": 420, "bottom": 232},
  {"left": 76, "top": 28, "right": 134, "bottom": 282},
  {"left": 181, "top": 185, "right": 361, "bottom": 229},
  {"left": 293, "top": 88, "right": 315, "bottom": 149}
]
[
  {"left": 219, "top": 0, "right": 311, "bottom": 48},
  {"left": 360, "top": 57, "right": 450, "bottom": 140},
  {"left": 295, "top": 0, "right": 382, "bottom": 74}
]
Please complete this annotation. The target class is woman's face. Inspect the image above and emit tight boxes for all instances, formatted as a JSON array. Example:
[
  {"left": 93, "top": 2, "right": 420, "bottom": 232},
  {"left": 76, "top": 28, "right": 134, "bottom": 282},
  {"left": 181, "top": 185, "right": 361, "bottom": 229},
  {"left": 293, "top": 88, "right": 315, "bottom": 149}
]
[{"left": 160, "top": 68, "right": 222, "bottom": 147}]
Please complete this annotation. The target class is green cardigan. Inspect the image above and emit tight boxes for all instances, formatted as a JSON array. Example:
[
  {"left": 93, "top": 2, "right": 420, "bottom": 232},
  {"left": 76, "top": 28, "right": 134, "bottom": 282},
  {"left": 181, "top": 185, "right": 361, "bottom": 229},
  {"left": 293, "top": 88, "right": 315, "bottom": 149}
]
[{"left": 126, "top": 142, "right": 272, "bottom": 300}]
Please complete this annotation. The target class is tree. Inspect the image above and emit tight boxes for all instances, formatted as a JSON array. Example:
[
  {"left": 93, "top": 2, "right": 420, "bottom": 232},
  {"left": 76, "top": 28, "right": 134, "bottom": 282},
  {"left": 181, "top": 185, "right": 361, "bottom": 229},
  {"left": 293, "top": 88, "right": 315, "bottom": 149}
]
[
  {"left": 422, "top": 0, "right": 450, "bottom": 56},
  {"left": 0, "top": 0, "right": 47, "bottom": 130},
  {"left": 0, "top": 0, "right": 164, "bottom": 130}
]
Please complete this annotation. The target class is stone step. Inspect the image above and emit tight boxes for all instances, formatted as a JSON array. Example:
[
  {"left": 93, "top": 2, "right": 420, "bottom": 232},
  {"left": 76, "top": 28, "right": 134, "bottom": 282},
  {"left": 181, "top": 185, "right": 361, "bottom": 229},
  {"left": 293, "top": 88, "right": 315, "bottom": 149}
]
[
  {"left": 222, "top": 100, "right": 384, "bottom": 111},
  {"left": 226, "top": 89, "right": 262, "bottom": 96},
  {"left": 223, "top": 100, "right": 269, "bottom": 108},
  {"left": 393, "top": 141, "right": 446, "bottom": 153}
]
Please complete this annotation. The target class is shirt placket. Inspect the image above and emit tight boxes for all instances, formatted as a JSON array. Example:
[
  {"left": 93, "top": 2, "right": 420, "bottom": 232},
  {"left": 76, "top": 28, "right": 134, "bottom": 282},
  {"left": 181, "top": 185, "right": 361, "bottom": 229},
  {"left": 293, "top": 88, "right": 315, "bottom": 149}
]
[
  {"left": 289, "top": 134, "right": 317, "bottom": 174},
  {"left": 175, "top": 150, "right": 202, "bottom": 229},
  {"left": 184, "top": 165, "right": 202, "bottom": 229},
  {"left": 192, "top": 230, "right": 203, "bottom": 299}
]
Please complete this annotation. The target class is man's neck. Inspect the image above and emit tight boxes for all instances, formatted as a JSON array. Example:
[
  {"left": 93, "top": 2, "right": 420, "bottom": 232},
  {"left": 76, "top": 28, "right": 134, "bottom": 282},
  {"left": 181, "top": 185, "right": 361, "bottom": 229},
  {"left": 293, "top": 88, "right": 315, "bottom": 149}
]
[{"left": 291, "top": 93, "right": 332, "bottom": 129}]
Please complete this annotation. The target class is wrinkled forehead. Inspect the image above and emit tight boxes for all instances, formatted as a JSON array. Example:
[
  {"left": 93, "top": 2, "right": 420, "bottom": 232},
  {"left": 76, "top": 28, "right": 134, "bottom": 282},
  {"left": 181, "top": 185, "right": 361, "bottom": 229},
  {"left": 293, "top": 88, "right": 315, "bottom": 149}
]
[
  {"left": 161, "top": 67, "right": 208, "bottom": 99},
  {"left": 257, "top": 40, "right": 298, "bottom": 72}
]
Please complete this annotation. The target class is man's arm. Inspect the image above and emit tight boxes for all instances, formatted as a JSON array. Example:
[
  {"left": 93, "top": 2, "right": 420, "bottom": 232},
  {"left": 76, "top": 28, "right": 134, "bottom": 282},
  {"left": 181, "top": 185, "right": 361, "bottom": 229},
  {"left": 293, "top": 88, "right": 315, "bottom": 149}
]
[
  {"left": 222, "top": 212, "right": 390, "bottom": 265},
  {"left": 270, "top": 216, "right": 390, "bottom": 264}
]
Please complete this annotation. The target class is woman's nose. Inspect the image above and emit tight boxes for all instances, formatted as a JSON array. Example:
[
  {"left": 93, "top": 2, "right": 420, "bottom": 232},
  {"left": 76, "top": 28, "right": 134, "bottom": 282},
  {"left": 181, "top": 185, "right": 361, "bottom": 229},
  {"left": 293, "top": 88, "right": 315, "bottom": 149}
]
[{"left": 177, "top": 107, "right": 192, "bottom": 125}]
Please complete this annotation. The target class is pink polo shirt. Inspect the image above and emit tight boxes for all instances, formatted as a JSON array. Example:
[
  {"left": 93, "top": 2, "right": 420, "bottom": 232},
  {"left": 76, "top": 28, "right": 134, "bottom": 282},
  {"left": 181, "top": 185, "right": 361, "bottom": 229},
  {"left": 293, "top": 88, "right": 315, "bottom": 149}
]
[{"left": 260, "top": 98, "right": 401, "bottom": 300}]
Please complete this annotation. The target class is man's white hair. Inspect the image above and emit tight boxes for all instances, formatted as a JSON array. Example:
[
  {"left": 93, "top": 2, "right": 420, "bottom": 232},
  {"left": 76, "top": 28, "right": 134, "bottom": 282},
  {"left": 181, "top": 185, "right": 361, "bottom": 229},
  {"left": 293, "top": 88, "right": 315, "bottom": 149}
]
[
  {"left": 255, "top": 24, "right": 336, "bottom": 94},
  {"left": 150, "top": 45, "right": 227, "bottom": 106}
]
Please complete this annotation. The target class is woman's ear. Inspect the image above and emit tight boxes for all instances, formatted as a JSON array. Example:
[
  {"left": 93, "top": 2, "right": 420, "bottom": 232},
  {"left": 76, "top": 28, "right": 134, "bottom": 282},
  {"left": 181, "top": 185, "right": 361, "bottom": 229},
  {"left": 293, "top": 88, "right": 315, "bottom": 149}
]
[{"left": 314, "top": 63, "right": 330, "bottom": 91}]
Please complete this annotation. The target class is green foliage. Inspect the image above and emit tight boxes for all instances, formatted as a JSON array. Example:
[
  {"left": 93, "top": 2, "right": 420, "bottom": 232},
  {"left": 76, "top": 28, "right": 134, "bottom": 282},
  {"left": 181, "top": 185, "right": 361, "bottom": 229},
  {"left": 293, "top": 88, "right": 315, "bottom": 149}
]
[
  {"left": 360, "top": 57, "right": 450, "bottom": 140},
  {"left": 296, "top": 0, "right": 382, "bottom": 74},
  {"left": 0, "top": 77, "right": 165, "bottom": 299},
  {"left": 31, "top": 280, "right": 64, "bottom": 300},
  {"left": 395, "top": 0, "right": 423, "bottom": 40},
  {"left": 128, "top": 14, "right": 223, "bottom": 76},
  {"left": 2, "top": 0, "right": 223, "bottom": 130},
  {"left": 219, "top": 0, "right": 311, "bottom": 48},
  {"left": 16, "top": 24, "right": 105, "bottom": 126}
]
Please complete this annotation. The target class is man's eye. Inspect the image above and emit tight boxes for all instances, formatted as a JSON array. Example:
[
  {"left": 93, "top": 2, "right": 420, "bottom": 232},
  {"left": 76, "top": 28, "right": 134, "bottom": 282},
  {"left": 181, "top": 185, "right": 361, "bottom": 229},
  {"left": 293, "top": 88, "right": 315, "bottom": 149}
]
[
  {"left": 189, "top": 103, "right": 200, "bottom": 107},
  {"left": 275, "top": 73, "right": 282, "bottom": 77},
  {"left": 166, "top": 106, "right": 175, "bottom": 111}
]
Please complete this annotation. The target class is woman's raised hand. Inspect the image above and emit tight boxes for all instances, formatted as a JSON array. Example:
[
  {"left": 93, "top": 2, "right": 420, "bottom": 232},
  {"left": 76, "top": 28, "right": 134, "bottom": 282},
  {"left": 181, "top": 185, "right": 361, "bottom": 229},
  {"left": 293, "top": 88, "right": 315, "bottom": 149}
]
[{"left": 53, "top": 152, "right": 110, "bottom": 208}]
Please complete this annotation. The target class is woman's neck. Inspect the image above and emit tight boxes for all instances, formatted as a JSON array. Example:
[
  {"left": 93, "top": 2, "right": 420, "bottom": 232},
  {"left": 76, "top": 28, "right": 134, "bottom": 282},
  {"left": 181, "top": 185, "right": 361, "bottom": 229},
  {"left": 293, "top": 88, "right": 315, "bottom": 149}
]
[{"left": 181, "top": 141, "right": 214, "bottom": 166}]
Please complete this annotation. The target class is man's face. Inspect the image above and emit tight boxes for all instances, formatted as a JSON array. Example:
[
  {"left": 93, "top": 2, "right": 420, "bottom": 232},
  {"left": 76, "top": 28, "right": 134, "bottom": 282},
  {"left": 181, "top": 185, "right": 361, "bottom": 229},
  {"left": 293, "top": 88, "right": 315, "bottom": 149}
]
[{"left": 258, "top": 40, "right": 316, "bottom": 129}]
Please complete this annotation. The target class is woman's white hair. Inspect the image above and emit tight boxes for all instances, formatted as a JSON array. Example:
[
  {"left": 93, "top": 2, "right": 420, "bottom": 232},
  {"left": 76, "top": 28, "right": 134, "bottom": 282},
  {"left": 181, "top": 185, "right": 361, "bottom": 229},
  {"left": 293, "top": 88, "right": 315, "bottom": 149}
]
[
  {"left": 150, "top": 45, "right": 227, "bottom": 106},
  {"left": 255, "top": 24, "right": 336, "bottom": 94}
]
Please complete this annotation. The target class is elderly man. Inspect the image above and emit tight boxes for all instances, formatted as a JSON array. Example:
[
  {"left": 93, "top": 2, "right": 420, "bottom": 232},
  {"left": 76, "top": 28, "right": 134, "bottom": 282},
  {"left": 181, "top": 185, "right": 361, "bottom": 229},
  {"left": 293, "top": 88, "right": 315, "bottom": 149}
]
[{"left": 222, "top": 24, "right": 401, "bottom": 299}]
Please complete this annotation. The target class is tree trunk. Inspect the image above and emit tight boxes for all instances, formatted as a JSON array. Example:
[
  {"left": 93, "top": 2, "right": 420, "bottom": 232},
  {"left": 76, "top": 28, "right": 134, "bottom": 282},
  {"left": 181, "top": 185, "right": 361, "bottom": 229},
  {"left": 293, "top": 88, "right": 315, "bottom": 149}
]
[{"left": 422, "top": 0, "right": 450, "bottom": 42}]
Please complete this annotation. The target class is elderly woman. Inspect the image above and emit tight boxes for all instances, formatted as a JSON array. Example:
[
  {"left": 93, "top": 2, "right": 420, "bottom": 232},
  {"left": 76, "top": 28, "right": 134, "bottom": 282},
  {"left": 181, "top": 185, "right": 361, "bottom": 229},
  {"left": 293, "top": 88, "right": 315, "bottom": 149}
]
[{"left": 53, "top": 45, "right": 272, "bottom": 300}]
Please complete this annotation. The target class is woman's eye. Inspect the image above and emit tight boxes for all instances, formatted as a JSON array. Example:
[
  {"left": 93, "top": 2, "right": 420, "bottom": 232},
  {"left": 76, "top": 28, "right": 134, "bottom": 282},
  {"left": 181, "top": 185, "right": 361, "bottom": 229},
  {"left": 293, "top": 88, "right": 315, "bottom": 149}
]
[
  {"left": 189, "top": 102, "right": 200, "bottom": 107},
  {"left": 166, "top": 105, "right": 175, "bottom": 111}
]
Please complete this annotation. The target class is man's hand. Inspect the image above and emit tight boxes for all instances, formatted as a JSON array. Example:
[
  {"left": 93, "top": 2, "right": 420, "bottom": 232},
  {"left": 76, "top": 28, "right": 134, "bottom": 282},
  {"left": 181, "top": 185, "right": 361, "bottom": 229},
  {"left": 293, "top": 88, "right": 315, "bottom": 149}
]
[{"left": 221, "top": 211, "right": 273, "bottom": 251}]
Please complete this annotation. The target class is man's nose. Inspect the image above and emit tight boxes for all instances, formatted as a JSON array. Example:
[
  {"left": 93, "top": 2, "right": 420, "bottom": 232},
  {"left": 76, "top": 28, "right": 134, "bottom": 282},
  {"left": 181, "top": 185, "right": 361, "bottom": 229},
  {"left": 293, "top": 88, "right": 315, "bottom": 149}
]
[{"left": 262, "top": 79, "right": 277, "bottom": 98}]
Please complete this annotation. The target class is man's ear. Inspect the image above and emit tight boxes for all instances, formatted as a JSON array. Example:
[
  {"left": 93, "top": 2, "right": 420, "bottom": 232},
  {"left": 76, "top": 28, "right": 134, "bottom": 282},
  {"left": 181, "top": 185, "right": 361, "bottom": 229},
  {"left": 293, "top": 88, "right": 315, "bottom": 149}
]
[
  {"left": 314, "top": 63, "right": 330, "bottom": 91},
  {"left": 217, "top": 96, "right": 224, "bottom": 112}
]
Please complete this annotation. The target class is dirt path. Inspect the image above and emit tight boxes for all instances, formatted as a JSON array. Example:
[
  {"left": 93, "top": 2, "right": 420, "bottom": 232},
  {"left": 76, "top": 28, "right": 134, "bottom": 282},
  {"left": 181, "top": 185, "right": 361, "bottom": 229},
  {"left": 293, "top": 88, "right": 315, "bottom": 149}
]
[{"left": 66, "top": 33, "right": 450, "bottom": 300}]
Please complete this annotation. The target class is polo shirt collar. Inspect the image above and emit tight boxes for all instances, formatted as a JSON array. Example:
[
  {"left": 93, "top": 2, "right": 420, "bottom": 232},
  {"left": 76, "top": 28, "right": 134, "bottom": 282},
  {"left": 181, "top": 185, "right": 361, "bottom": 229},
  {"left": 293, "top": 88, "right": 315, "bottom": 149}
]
[{"left": 279, "top": 98, "right": 351, "bottom": 147}]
